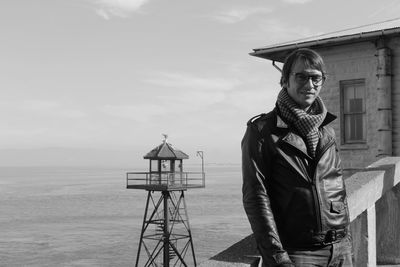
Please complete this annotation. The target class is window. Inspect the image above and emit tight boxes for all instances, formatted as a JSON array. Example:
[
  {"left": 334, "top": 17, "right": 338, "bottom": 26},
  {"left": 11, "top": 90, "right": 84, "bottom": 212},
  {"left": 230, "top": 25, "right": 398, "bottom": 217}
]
[
  {"left": 151, "top": 160, "right": 159, "bottom": 172},
  {"left": 340, "top": 79, "right": 366, "bottom": 144}
]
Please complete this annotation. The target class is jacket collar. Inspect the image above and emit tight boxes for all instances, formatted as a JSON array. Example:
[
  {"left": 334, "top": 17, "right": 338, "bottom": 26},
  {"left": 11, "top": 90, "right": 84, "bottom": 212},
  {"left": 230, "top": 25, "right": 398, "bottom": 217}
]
[
  {"left": 282, "top": 131, "right": 311, "bottom": 160},
  {"left": 276, "top": 115, "right": 288, "bottom": 128},
  {"left": 322, "top": 112, "right": 337, "bottom": 127},
  {"left": 274, "top": 112, "right": 336, "bottom": 159}
]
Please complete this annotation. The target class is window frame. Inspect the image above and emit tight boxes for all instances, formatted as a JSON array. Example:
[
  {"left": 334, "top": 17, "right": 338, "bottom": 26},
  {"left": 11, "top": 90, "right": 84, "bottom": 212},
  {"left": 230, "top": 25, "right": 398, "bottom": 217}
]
[{"left": 340, "top": 79, "right": 367, "bottom": 145}]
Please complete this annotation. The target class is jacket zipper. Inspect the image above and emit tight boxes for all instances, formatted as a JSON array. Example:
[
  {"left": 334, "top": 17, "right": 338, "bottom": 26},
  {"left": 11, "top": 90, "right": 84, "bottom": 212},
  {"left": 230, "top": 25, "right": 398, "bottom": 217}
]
[{"left": 312, "top": 138, "right": 335, "bottom": 233}]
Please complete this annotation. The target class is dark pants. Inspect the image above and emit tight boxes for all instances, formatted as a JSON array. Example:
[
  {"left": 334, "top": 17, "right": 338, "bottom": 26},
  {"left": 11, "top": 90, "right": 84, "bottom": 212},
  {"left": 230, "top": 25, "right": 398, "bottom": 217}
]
[{"left": 286, "top": 235, "right": 353, "bottom": 267}]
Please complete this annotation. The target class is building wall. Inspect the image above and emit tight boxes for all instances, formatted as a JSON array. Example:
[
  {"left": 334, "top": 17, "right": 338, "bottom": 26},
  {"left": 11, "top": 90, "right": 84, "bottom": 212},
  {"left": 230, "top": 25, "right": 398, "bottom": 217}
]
[
  {"left": 388, "top": 36, "right": 400, "bottom": 159},
  {"left": 314, "top": 42, "right": 381, "bottom": 170}
]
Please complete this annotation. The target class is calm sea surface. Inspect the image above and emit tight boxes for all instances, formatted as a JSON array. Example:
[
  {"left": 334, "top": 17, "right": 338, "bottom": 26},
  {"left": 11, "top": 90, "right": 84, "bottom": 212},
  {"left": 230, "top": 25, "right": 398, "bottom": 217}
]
[{"left": 0, "top": 165, "right": 251, "bottom": 266}]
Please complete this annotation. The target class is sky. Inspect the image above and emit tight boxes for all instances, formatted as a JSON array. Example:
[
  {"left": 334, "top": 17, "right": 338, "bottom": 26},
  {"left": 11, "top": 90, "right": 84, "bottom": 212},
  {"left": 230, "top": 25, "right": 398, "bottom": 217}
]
[{"left": 2, "top": 0, "right": 400, "bottom": 167}]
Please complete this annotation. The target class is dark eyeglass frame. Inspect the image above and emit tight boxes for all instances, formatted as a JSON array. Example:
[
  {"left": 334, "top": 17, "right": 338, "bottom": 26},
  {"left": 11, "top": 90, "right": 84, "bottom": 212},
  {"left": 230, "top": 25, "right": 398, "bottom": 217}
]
[{"left": 291, "top": 72, "right": 326, "bottom": 86}]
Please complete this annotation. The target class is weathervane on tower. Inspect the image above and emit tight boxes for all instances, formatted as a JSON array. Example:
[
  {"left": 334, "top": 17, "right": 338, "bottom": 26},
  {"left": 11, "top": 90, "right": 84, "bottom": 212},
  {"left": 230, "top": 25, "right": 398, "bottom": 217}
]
[{"left": 162, "top": 133, "right": 168, "bottom": 143}]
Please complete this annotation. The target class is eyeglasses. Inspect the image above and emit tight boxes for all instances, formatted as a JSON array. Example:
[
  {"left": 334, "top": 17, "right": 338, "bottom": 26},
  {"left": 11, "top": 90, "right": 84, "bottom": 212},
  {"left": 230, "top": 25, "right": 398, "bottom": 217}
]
[{"left": 291, "top": 72, "right": 326, "bottom": 86}]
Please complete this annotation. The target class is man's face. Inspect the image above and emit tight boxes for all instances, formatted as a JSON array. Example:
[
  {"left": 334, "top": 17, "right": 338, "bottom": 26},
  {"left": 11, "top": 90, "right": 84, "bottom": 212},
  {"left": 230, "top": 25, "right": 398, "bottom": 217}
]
[{"left": 286, "top": 60, "right": 324, "bottom": 110}]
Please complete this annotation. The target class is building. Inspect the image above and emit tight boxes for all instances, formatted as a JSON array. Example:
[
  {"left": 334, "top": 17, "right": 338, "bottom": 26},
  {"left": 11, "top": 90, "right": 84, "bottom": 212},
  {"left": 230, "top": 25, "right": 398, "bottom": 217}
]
[{"left": 251, "top": 23, "right": 400, "bottom": 171}]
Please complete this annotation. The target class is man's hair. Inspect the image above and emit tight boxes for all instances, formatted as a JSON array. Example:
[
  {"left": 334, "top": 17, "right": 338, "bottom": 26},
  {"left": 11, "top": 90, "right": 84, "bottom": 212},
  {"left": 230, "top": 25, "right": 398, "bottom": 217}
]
[{"left": 280, "top": 48, "right": 326, "bottom": 87}]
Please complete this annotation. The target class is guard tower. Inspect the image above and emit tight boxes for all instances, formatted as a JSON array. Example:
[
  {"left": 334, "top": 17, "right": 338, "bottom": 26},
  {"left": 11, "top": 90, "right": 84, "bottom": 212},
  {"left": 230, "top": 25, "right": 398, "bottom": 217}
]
[{"left": 127, "top": 135, "right": 205, "bottom": 267}]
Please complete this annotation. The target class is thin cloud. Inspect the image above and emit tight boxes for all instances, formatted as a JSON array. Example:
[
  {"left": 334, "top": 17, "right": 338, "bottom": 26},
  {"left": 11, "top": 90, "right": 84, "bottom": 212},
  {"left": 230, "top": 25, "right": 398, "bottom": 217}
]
[
  {"left": 282, "top": 0, "right": 313, "bottom": 4},
  {"left": 143, "top": 71, "right": 239, "bottom": 92},
  {"left": 59, "top": 110, "right": 88, "bottom": 119},
  {"left": 88, "top": 0, "right": 150, "bottom": 19},
  {"left": 368, "top": 1, "right": 400, "bottom": 19},
  {"left": 213, "top": 7, "right": 273, "bottom": 24},
  {"left": 103, "top": 103, "right": 166, "bottom": 122},
  {"left": 102, "top": 89, "right": 225, "bottom": 125},
  {"left": 245, "top": 18, "right": 317, "bottom": 46},
  {"left": 105, "top": 71, "right": 240, "bottom": 122},
  {"left": 21, "top": 99, "right": 60, "bottom": 111},
  {"left": 0, "top": 99, "right": 88, "bottom": 119},
  {"left": 20, "top": 100, "right": 88, "bottom": 118}
]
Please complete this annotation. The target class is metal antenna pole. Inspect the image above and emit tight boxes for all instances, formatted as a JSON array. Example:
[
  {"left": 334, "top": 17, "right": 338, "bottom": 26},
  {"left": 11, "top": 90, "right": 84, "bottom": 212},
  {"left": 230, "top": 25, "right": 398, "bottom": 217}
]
[{"left": 196, "top": 151, "right": 204, "bottom": 174}]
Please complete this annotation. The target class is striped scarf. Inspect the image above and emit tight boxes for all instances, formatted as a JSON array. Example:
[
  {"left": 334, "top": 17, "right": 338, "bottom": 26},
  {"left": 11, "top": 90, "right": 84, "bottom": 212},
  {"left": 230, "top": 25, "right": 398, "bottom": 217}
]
[{"left": 276, "top": 88, "right": 327, "bottom": 158}]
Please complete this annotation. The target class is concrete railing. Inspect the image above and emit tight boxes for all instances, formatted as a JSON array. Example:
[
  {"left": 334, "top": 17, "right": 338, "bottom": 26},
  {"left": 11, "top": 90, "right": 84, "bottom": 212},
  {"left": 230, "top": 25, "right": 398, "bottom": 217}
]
[{"left": 199, "top": 157, "right": 400, "bottom": 267}]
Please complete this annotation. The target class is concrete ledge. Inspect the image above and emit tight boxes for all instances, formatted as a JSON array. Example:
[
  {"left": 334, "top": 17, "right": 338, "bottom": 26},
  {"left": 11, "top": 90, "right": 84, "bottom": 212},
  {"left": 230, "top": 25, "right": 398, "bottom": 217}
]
[
  {"left": 200, "top": 157, "right": 400, "bottom": 266},
  {"left": 199, "top": 260, "right": 255, "bottom": 267},
  {"left": 346, "top": 157, "right": 400, "bottom": 221},
  {"left": 199, "top": 234, "right": 259, "bottom": 267},
  {"left": 368, "top": 157, "right": 400, "bottom": 186}
]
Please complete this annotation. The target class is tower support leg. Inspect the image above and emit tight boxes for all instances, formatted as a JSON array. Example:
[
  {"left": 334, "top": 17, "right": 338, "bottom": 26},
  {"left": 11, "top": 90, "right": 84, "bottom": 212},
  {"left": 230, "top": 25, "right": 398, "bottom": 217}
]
[
  {"left": 135, "top": 190, "right": 197, "bottom": 267},
  {"left": 135, "top": 191, "right": 151, "bottom": 267},
  {"left": 181, "top": 191, "right": 197, "bottom": 266},
  {"left": 163, "top": 191, "right": 170, "bottom": 267}
]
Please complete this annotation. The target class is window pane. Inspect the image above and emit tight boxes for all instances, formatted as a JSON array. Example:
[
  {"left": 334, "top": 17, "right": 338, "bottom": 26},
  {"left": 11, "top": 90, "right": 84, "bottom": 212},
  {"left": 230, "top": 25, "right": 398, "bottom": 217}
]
[
  {"left": 341, "top": 79, "right": 366, "bottom": 144},
  {"left": 161, "top": 160, "right": 170, "bottom": 172},
  {"left": 151, "top": 160, "right": 159, "bottom": 172},
  {"left": 344, "top": 114, "right": 365, "bottom": 142},
  {"left": 349, "top": 98, "right": 363, "bottom": 113},
  {"left": 344, "top": 115, "right": 350, "bottom": 141},
  {"left": 355, "top": 85, "right": 365, "bottom": 112},
  {"left": 343, "top": 86, "right": 354, "bottom": 113}
]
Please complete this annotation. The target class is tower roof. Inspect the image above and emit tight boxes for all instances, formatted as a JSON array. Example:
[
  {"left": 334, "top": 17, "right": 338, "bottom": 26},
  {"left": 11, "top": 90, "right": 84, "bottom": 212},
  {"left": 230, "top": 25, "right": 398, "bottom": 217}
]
[{"left": 144, "top": 141, "right": 189, "bottom": 160}]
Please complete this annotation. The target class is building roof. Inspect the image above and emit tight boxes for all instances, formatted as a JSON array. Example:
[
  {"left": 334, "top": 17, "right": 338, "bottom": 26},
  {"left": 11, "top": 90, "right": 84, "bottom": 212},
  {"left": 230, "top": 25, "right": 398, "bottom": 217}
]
[
  {"left": 251, "top": 19, "right": 400, "bottom": 62},
  {"left": 144, "top": 141, "right": 189, "bottom": 160}
]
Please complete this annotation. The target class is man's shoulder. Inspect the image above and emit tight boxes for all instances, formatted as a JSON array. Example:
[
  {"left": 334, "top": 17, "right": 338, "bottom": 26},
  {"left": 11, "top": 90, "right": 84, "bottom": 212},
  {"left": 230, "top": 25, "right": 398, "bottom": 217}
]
[{"left": 246, "top": 109, "right": 277, "bottom": 132}]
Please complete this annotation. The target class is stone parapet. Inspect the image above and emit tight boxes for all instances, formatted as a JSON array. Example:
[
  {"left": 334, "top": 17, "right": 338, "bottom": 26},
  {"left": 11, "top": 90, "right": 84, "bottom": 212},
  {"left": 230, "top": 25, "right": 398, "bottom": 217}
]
[{"left": 199, "top": 157, "right": 400, "bottom": 267}]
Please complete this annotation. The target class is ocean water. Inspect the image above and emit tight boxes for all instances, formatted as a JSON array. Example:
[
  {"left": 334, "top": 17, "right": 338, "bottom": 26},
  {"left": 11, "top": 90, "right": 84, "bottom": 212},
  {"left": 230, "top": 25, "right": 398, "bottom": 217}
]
[{"left": 0, "top": 165, "right": 251, "bottom": 267}]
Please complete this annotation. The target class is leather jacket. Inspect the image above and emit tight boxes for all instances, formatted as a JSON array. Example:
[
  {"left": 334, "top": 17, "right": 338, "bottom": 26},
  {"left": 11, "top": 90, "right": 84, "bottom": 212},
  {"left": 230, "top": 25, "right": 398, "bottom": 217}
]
[{"left": 242, "top": 108, "right": 350, "bottom": 266}]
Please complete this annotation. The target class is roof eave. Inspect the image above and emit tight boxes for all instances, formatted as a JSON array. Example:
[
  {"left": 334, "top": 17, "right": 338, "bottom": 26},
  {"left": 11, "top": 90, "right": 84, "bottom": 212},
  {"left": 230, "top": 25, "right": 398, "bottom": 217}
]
[
  {"left": 143, "top": 156, "right": 188, "bottom": 160},
  {"left": 251, "top": 27, "right": 400, "bottom": 62}
]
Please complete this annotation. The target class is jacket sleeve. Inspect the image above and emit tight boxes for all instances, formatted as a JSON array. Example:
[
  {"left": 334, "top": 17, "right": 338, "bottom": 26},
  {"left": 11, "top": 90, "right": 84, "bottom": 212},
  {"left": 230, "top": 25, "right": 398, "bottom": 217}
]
[{"left": 241, "top": 123, "right": 293, "bottom": 266}]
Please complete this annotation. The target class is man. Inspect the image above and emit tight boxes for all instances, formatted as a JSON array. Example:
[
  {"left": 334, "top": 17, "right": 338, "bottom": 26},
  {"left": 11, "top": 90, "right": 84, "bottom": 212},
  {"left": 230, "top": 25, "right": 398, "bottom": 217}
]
[{"left": 242, "top": 48, "right": 352, "bottom": 267}]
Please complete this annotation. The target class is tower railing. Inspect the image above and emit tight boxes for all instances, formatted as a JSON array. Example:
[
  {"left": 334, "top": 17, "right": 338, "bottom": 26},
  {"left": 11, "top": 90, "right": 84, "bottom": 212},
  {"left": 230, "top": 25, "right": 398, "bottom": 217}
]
[{"left": 127, "top": 171, "right": 205, "bottom": 190}]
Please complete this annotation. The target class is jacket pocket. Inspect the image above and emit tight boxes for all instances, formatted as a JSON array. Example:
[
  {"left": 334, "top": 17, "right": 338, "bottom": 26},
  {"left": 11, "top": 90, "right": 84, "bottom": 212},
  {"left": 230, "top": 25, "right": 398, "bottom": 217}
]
[{"left": 330, "top": 201, "right": 345, "bottom": 214}]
